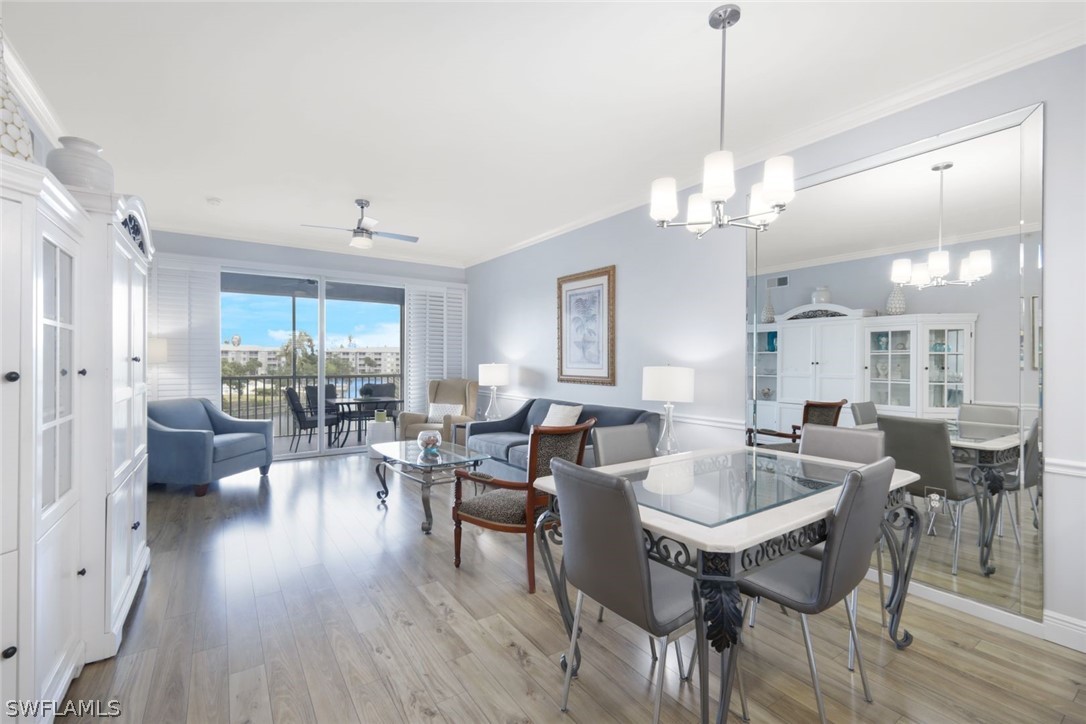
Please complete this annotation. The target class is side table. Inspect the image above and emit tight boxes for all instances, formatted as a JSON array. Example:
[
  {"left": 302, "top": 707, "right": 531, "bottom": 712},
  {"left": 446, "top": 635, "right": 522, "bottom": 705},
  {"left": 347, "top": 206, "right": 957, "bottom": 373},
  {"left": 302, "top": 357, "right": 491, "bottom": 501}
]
[{"left": 366, "top": 420, "right": 397, "bottom": 458}]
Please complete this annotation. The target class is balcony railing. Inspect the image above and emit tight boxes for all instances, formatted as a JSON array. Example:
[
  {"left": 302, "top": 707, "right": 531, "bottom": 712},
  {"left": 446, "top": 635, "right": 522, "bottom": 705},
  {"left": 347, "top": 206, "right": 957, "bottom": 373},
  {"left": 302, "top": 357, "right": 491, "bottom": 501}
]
[{"left": 221, "top": 373, "right": 402, "bottom": 439}]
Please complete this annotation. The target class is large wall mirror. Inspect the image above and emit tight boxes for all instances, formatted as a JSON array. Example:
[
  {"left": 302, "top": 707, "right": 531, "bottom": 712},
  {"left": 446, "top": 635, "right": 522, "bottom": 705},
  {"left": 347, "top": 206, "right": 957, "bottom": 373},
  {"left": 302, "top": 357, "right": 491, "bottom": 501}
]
[{"left": 746, "top": 104, "right": 1043, "bottom": 619}]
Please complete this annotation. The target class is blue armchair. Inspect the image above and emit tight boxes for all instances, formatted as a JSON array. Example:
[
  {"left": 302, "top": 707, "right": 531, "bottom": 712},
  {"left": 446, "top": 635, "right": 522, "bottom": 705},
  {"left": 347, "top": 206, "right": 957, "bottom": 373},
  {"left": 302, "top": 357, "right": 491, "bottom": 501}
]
[{"left": 147, "top": 398, "right": 273, "bottom": 496}]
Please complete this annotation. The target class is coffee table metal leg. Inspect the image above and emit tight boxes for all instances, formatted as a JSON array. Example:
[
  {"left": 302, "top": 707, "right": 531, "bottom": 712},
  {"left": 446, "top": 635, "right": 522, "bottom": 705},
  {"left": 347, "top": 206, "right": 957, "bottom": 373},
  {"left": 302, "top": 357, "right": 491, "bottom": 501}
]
[
  {"left": 420, "top": 471, "right": 435, "bottom": 533},
  {"left": 376, "top": 460, "right": 389, "bottom": 500}
]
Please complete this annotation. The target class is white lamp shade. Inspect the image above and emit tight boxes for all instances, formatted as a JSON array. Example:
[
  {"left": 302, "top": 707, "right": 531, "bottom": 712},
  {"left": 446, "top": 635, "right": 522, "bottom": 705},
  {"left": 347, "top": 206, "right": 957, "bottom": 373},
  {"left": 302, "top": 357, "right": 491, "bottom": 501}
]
[
  {"left": 148, "top": 337, "right": 168, "bottom": 364},
  {"left": 642, "top": 366, "right": 695, "bottom": 403},
  {"left": 959, "top": 258, "right": 976, "bottom": 282},
  {"left": 910, "top": 262, "right": 931, "bottom": 287},
  {"left": 478, "top": 363, "right": 510, "bottom": 387},
  {"left": 686, "top": 193, "right": 713, "bottom": 234},
  {"left": 650, "top": 177, "right": 679, "bottom": 221},
  {"left": 747, "top": 182, "right": 779, "bottom": 226},
  {"left": 349, "top": 232, "right": 373, "bottom": 250},
  {"left": 762, "top": 155, "right": 796, "bottom": 206},
  {"left": 968, "top": 249, "right": 992, "bottom": 277},
  {"left": 702, "top": 150, "right": 736, "bottom": 202},
  {"left": 928, "top": 250, "right": 950, "bottom": 278},
  {"left": 891, "top": 258, "right": 913, "bottom": 285},
  {"left": 643, "top": 458, "right": 695, "bottom": 496}
]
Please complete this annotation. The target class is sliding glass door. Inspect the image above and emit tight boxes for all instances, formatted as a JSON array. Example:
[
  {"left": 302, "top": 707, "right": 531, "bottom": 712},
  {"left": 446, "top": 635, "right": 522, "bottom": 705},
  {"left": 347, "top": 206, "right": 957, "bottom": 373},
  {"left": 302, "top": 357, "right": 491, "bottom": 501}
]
[{"left": 220, "top": 272, "right": 403, "bottom": 458}]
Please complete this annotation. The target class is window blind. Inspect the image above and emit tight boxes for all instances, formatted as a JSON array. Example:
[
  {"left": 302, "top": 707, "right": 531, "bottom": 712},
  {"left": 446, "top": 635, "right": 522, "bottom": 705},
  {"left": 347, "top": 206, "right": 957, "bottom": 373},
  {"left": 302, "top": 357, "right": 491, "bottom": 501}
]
[
  {"left": 149, "top": 261, "right": 221, "bottom": 404},
  {"left": 405, "top": 286, "right": 467, "bottom": 414}
]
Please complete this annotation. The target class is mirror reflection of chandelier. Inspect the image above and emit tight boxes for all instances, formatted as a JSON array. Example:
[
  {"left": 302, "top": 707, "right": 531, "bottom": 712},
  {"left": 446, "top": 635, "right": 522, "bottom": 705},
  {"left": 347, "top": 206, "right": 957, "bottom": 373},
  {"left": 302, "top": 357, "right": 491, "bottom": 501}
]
[
  {"left": 648, "top": 5, "right": 794, "bottom": 237},
  {"left": 891, "top": 162, "right": 992, "bottom": 289}
]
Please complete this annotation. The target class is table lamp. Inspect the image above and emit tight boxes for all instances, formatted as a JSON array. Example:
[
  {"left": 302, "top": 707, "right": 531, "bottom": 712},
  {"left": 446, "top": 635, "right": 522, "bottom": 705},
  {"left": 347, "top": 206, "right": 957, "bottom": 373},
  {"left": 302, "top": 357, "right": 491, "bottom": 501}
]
[
  {"left": 642, "top": 366, "right": 695, "bottom": 456},
  {"left": 478, "top": 363, "right": 510, "bottom": 420}
]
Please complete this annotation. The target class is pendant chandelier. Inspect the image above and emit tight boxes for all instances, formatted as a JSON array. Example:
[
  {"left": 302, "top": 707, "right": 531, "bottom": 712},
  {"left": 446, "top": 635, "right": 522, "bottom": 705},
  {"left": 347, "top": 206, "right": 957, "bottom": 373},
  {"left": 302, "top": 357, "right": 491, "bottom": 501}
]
[
  {"left": 891, "top": 162, "right": 992, "bottom": 289},
  {"left": 649, "top": 4, "right": 794, "bottom": 237}
]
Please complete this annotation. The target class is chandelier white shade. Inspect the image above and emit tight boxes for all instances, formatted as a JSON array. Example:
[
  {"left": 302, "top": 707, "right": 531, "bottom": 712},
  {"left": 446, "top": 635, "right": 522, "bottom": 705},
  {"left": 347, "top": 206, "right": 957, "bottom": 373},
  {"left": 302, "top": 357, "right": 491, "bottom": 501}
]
[
  {"left": 649, "top": 5, "right": 793, "bottom": 237},
  {"left": 892, "top": 162, "right": 992, "bottom": 289}
]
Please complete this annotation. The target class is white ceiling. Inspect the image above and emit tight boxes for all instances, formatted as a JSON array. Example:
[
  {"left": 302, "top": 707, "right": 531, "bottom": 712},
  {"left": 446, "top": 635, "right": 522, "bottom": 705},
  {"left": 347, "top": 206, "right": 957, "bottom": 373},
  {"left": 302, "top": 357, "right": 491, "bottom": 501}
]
[{"left": 5, "top": 2, "right": 1084, "bottom": 268}]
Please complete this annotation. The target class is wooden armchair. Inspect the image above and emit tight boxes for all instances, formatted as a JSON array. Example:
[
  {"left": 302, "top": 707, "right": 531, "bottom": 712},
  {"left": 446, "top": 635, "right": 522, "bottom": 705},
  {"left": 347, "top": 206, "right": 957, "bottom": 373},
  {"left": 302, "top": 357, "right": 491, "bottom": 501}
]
[
  {"left": 746, "top": 399, "right": 847, "bottom": 448},
  {"left": 453, "top": 419, "right": 596, "bottom": 593}
]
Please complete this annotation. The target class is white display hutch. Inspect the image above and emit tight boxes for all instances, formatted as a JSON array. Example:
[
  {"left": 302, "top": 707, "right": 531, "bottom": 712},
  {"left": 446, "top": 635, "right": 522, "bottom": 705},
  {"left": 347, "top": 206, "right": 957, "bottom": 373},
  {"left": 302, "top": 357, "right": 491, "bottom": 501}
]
[
  {"left": 747, "top": 305, "right": 977, "bottom": 438},
  {"left": 0, "top": 156, "right": 153, "bottom": 710}
]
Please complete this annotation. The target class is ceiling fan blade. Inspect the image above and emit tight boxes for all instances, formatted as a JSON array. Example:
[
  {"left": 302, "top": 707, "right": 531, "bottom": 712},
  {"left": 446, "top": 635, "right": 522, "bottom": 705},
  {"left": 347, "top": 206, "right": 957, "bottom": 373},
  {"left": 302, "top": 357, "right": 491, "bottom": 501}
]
[
  {"left": 360, "top": 216, "right": 379, "bottom": 231},
  {"left": 302, "top": 223, "right": 354, "bottom": 232},
  {"left": 373, "top": 231, "right": 419, "bottom": 243}
]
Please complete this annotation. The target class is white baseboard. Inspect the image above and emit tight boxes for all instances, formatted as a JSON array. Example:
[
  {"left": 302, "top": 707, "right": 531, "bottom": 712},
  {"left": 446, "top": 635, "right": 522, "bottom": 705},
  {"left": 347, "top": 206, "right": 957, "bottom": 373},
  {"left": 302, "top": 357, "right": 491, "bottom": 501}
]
[
  {"left": 1043, "top": 609, "right": 1086, "bottom": 652},
  {"left": 862, "top": 569, "right": 1047, "bottom": 638}
]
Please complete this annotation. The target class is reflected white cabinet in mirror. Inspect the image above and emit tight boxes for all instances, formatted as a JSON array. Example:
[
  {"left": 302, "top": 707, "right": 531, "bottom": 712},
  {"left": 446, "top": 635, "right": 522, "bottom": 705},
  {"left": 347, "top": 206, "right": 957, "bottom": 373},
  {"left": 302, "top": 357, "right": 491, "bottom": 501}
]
[{"left": 747, "top": 104, "right": 1044, "bottom": 621}]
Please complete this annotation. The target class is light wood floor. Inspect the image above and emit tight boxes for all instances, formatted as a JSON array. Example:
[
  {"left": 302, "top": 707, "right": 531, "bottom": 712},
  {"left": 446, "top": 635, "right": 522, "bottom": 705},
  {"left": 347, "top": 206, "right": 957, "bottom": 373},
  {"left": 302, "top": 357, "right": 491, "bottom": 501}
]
[{"left": 64, "top": 455, "right": 1085, "bottom": 723}]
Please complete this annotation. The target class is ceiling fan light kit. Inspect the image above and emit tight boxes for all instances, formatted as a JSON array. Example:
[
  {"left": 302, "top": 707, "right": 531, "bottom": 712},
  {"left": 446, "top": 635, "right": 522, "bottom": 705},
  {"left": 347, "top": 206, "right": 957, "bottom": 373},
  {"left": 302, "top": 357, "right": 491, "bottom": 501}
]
[
  {"left": 649, "top": 4, "right": 795, "bottom": 238},
  {"left": 302, "top": 198, "right": 419, "bottom": 251}
]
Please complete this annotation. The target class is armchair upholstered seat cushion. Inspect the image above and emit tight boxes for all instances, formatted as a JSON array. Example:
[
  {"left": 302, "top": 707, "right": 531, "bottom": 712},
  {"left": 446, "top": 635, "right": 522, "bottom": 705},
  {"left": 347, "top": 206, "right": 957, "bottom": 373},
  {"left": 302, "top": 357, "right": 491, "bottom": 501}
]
[
  {"left": 457, "top": 489, "right": 547, "bottom": 526},
  {"left": 148, "top": 397, "right": 272, "bottom": 496}
]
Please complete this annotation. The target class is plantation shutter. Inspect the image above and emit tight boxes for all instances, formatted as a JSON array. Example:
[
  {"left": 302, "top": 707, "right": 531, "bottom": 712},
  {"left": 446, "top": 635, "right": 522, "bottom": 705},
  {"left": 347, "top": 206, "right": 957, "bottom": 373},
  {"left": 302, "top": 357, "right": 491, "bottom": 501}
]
[
  {"left": 149, "top": 261, "right": 221, "bottom": 404},
  {"left": 405, "top": 286, "right": 468, "bottom": 414}
]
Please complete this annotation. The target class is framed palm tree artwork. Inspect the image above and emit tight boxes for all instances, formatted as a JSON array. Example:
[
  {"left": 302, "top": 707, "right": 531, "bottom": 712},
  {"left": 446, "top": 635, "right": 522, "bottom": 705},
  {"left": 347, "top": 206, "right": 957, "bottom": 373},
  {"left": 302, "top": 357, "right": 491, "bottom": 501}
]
[{"left": 557, "top": 265, "right": 615, "bottom": 385}]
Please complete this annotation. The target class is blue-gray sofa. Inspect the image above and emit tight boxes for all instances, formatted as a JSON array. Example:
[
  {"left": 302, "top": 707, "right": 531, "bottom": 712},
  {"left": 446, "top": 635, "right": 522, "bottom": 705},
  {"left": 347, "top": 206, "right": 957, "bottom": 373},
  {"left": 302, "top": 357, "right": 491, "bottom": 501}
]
[
  {"left": 465, "top": 398, "right": 660, "bottom": 479},
  {"left": 147, "top": 398, "right": 273, "bottom": 496}
]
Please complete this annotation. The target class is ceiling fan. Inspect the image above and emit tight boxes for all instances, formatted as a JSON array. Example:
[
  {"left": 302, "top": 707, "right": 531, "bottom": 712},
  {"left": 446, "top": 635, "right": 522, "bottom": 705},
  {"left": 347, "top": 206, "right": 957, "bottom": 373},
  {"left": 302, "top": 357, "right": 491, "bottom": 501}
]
[{"left": 302, "top": 199, "right": 419, "bottom": 250}]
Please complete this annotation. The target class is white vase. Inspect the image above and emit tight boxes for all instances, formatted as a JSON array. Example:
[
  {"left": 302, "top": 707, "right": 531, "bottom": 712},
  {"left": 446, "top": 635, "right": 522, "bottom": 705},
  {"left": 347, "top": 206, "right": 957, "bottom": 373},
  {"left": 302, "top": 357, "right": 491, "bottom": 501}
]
[
  {"left": 886, "top": 285, "right": 907, "bottom": 315},
  {"left": 46, "top": 136, "right": 114, "bottom": 193},
  {"left": 759, "top": 290, "right": 775, "bottom": 323},
  {"left": 0, "top": 22, "right": 34, "bottom": 162},
  {"left": 811, "top": 286, "right": 832, "bottom": 304}
]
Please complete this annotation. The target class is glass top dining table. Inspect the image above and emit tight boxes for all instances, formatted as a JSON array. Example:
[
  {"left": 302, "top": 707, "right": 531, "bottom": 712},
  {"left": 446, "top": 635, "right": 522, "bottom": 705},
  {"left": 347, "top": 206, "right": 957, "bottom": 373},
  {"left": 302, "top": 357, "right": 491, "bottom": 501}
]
[{"left": 619, "top": 449, "right": 855, "bottom": 528}]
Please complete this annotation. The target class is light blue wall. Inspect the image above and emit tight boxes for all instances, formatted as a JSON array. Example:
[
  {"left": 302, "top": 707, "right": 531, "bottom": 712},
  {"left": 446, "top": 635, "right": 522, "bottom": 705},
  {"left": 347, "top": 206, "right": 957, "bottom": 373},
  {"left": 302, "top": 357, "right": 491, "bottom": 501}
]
[
  {"left": 467, "top": 46, "right": 1085, "bottom": 636},
  {"left": 154, "top": 230, "right": 467, "bottom": 285}
]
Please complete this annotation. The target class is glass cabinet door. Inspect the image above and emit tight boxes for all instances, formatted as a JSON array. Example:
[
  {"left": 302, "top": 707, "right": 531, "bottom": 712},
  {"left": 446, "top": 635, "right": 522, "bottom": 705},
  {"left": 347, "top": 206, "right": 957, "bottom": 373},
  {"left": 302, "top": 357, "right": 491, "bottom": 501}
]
[
  {"left": 924, "top": 326, "right": 969, "bottom": 412},
  {"left": 868, "top": 327, "right": 913, "bottom": 409},
  {"left": 41, "top": 238, "right": 76, "bottom": 514}
]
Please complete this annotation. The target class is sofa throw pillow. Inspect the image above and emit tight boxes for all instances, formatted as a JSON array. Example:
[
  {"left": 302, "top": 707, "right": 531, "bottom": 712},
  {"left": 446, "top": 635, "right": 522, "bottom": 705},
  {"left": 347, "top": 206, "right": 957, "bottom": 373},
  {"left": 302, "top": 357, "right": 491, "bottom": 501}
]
[
  {"left": 427, "top": 403, "right": 464, "bottom": 423},
  {"left": 540, "top": 403, "right": 583, "bottom": 427}
]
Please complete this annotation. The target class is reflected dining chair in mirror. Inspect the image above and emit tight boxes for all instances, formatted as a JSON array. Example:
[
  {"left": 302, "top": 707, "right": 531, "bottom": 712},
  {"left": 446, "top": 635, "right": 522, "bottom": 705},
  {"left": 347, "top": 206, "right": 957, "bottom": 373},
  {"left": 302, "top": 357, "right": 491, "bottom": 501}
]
[
  {"left": 1003, "top": 418, "right": 1042, "bottom": 539},
  {"left": 550, "top": 459, "right": 697, "bottom": 724},
  {"left": 958, "top": 402, "right": 1019, "bottom": 427},
  {"left": 746, "top": 399, "right": 848, "bottom": 451},
  {"left": 453, "top": 419, "right": 595, "bottom": 593},
  {"left": 736, "top": 457, "right": 895, "bottom": 724},
  {"left": 851, "top": 401, "right": 878, "bottom": 426},
  {"left": 877, "top": 415, "right": 975, "bottom": 574}
]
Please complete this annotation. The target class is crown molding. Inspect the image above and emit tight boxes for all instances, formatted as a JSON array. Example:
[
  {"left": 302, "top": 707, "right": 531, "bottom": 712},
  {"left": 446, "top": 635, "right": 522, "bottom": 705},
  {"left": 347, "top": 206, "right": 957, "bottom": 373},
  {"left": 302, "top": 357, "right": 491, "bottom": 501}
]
[
  {"left": 2, "top": 36, "right": 65, "bottom": 145},
  {"left": 468, "top": 32, "right": 1084, "bottom": 270}
]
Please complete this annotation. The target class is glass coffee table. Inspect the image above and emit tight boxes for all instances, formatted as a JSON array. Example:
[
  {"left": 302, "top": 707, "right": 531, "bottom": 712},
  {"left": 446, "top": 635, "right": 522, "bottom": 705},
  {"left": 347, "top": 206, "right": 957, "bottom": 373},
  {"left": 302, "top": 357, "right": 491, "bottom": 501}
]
[{"left": 371, "top": 441, "right": 491, "bottom": 533}]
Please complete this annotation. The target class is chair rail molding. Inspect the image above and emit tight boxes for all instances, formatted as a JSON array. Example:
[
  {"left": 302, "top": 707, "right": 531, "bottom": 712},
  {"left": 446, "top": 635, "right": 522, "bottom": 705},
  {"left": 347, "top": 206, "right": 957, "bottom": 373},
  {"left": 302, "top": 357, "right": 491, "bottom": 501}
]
[{"left": 1044, "top": 457, "right": 1086, "bottom": 479}]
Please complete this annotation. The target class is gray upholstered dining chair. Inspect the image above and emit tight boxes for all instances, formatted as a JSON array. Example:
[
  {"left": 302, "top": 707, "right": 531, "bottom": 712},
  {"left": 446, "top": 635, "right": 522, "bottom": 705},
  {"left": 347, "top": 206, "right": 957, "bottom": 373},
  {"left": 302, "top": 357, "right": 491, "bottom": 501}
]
[
  {"left": 851, "top": 400, "right": 878, "bottom": 425},
  {"left": 550, "top": 459, "right": 697, "bottom": 724},
  {"left": 878, "top": 415, "right": 974, "bottom": 574},
  {"left": 1002, "top": 417, "right": 1042, "bottom": 539},
  {"left": 592, "top": 423, "right": 656, "bottom": 467},
  {"left": 736, "top": 457, "right": 896, "bottom": 724}
]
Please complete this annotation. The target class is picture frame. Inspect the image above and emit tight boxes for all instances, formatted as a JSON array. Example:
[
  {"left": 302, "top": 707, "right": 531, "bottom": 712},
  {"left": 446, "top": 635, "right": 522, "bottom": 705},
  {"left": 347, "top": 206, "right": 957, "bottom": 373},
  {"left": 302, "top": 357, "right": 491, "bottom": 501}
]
[
  {"left": 1031, "top": 295, "right": 1042, "bottom": 369},
  {"left": 557, "top": 265, "right": 615, "bottom": 385}
]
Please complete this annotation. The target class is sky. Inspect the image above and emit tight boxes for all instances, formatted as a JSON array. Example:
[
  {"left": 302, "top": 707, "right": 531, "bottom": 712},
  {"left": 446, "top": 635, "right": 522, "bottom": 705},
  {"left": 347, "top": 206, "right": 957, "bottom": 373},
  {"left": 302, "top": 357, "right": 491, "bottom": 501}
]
[{"left": 221, "top": 293, "right": 401, "bottom": 349}]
